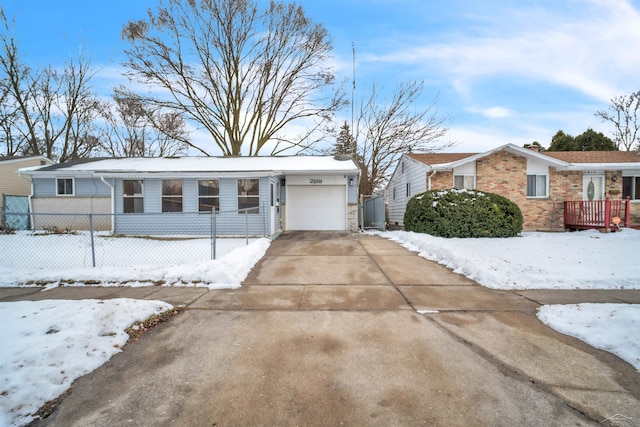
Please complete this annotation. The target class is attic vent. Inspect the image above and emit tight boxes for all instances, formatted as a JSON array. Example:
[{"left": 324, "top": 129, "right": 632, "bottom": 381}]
[{"left": 334, "top": 154, "right": 352, "bottom": 161}]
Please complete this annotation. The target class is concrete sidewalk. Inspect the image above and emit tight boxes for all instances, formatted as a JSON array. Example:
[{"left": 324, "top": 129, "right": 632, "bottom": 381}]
[{"left": 2, "top": 232, "right": 639, "bottom": 426}]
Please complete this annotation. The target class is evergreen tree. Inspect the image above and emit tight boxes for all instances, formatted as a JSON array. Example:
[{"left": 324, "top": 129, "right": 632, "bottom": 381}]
[{"left": 332, "top": 121, "right": 356, "bottom": 156}]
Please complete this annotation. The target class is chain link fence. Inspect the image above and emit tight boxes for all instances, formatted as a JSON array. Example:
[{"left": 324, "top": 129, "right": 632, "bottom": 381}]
[{"left": 0, "top": 208, "right": 267, "bottom": 269}]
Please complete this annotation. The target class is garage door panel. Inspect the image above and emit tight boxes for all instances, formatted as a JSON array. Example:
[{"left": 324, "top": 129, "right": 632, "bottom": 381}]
[{"left": 287, "top": 186, "right": 346, "bottom": 231}]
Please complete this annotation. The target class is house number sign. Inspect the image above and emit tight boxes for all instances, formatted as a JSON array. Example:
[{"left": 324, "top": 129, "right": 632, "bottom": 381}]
[{"left": 309, "top": 178, "right": 323, "bottom": 184}]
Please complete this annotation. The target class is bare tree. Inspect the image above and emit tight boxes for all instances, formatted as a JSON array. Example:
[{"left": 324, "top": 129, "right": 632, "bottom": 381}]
[
  {"left": 595, "top": 91, "right": 640, "bottom": 151},
  {"left": 0, "top": 9, "right": 39, "bottom": 155},
  {"left": 121, "top": 0, "right": 344, "bottom": 156},
  {"left": 1, "top": 9, "right": 102, "bottom": 161},
  {"left": 350, "top": 81, "right": 448, "bottom": 195},
  {"left": 101, "top": 86, "right": 189, "bottom": 157},
  {"left": 33, "top": 54, "right": 103, "bottom": 162},
  {"left": 0, "top": 75, "right": 22, "bottom": 155}
]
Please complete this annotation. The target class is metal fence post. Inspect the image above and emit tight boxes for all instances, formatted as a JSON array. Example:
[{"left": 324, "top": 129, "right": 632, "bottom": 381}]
[
  {"left": 89, "top": 213, "right": 96, "bottom": 267},
  {"left": 211, "top": 208, "right": 217, "bottom": 260},
  {"left": 245, "top": 208, "right": 249, "bottom": 245},
  {"left": 263, "top": 202, "right": 267, "bottom": 236}
]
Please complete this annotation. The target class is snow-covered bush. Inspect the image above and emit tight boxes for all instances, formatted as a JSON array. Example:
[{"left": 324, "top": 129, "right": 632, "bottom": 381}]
[{"left": 404, "top": 189, "right": 523, "bottom": 238}]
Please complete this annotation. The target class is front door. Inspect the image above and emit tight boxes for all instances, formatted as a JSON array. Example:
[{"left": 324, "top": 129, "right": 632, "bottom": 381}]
[
  {"left": 583, "top": 175, "right": 605, "bottom": 201},
  {"left": 582, "top": 175, "right": 605, "bottom": 223}
]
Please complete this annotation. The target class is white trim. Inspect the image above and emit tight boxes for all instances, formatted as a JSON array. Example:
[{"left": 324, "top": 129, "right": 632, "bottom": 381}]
[
  {"left": 526, "top": 174, "right": 549, "bottom": 198},
  {"left": 55, "top": 177, "right": 75, "bottom": 196},
  {"left": 431, "top": 144, "right": 568, "bottom": 170}
]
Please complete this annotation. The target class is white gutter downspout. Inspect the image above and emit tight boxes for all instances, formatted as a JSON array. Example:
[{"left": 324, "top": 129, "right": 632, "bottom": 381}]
[
  {"left": 427, "top": 170, "right": 437, "bottom": 190},
  {"left": 99, "top": 176, "right": 115, "bottom": 234}
]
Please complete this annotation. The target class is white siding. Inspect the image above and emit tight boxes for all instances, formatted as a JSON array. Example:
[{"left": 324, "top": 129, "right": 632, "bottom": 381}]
[
  {"left": 386, "top": 155, "right": 429, "bottom": 227},
  {"left": 527, "top": 158, "right": 549, "bottom": 175}
]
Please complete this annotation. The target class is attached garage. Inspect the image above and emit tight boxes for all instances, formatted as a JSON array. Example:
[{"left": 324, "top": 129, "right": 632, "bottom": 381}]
[{"left": 286, "top": 185, "right": 347, "bottom": 230}]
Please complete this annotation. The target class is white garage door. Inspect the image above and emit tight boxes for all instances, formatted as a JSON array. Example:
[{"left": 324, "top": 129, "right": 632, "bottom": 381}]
[{"left": 287, "top": 185, "right": 347, "bottom": 230}]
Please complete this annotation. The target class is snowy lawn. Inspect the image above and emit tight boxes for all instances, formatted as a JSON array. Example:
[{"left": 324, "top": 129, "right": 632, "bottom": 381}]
[
  {"left": 380, "top": 229, "right": 640, "bottom": 290},
  {"left": 379, "top": 229, "right": 640, "bottom": 371},
  {"left": 0, "top": 236, "right": 271, "bottom": 289},
  {"left": 0, "top": 299, "right": 174, "bottom": 427}
]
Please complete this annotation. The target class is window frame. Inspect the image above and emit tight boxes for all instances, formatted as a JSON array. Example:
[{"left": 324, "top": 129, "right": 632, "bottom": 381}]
[
  {"left": 162, "top": 179, "right": 183, "bottom": 213},
  {"left": 123, "top": 179, "right": 144, "bottom": 214},
  {"left": 622, "top": 176, "right": 640, "bottom": 200},
  {"left": 238, "top": 178, "right": 260, "bottom": 214},
  {"left": 526, "top": 174, "right": 548, "bottom": 198},
  {"left": 198, "top": 179, "right": 220, "bottom": 212},
  {"left": 453, "top": 175, "right": 476, "bottom": 190},
  {"left": 56, "top": 177, "right": 74, "bottom": 196},
  {"left": 406, "top": 182, "right": 411, "bottom": 198}
]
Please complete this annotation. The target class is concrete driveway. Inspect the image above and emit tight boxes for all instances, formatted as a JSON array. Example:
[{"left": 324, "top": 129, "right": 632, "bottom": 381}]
[{"left": 9, "top": 232, "right": 639, "bottom": 426}]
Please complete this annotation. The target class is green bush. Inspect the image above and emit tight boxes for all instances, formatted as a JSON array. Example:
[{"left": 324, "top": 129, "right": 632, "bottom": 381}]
[{"left": 404, "top": 189, "right": 523, "bottom": 238}]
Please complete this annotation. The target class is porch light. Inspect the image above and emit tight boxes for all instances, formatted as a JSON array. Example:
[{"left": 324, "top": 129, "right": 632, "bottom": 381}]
[
  {"left": 611, "top": 175, "right": 618, "bottom": 182},
  {"left": 349, "top": 178, "right": 354, "bottom": 187}
]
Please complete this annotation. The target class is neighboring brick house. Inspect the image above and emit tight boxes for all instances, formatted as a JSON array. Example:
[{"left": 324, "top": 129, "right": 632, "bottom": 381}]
[{"left": 386, "top": 144, "right": 640, "bottom": 231}]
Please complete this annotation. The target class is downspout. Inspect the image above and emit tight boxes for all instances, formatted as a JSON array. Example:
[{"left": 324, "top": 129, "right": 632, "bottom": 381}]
[
  {"left": 427, "top": 170, "right": 437, "bottom": 190},
  {"left": 99, "top": 176, "right": 115, "bottom": 234}
]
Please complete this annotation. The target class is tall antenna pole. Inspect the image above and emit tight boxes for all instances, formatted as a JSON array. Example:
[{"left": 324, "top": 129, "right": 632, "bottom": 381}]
[{"left": 351, "top": 42, "right": 356, "bottom": 133}]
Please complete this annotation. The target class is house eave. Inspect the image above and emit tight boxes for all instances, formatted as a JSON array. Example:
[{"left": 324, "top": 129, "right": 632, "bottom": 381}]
[{"left": 564, "top": 163, "right": 640, "bottom": 171}]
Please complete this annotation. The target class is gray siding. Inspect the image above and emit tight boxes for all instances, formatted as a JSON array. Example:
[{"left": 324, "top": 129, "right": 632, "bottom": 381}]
[
  {"left": 347, "top": 174, "right": 358, "bottom": 204},
  {"left": 386, "top": 156, "right": 428, "bottom": 227},
  {"left": 113, "top": 176, "right": 271, "bottom": 236},
  {"left": 33, "top": 177, "right": 111, "bottom": 198}
]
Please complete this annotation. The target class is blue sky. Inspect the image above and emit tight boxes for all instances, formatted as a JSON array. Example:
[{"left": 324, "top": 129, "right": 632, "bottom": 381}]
[{"left": 3, "top": 0, "right": 640, "bottom": 153}]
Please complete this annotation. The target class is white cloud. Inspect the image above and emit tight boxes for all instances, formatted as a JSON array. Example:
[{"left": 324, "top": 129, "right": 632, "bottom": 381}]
[
  {"left": 364, "top": 1, "right": 640, "bottom": 102},
  {"left": 467, "top": 106, "right": 513, "bottom": 119}
]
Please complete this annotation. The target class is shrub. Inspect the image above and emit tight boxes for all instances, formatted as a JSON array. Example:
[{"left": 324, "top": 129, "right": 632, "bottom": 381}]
[{"left": 404, "top": 189, "right": 523, "bottom": 238}]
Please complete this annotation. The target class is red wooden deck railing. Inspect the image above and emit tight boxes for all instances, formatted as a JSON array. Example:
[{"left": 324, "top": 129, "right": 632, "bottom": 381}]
[{"left": 563, "top": 197, "right": 631, "bottom": 231}]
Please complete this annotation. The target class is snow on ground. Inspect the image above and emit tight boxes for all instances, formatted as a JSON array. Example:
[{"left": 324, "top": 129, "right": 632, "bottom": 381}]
[
  {"left": 0, "top": 299, "right": 173, "bottom": 427},
  {"left": 0, "top": 237, "right": 271, "bottom": 289},
  {"left": 379, "top": 228, "right": 640, "bottom": 371},
  {"left": 537, "top": 304, "right": 640, "bottom": 370},
  {"left": 381, "top": 229, "right": 640, "bottom": 290}
]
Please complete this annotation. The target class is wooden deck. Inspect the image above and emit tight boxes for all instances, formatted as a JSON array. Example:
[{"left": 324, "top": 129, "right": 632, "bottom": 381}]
[{"left": 563, "top": 197, "right": 631, "bottom": 232}]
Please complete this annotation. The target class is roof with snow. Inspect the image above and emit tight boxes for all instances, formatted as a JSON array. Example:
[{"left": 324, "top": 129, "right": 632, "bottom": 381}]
[{"left": 20, "top": 155, "right": 360, "bottom": 177}]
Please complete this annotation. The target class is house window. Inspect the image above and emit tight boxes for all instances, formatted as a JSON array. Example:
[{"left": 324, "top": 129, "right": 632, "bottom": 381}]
[
  {"left": 238, "top": 179, "right": 259, "bottom": 214},
  {"left": 123, "top": 180, "right": 144, "bottom": 213},
  {"left": 526, "top": 174, "right": 548, "bottom": 198},
  {"left": 454, "top": 175, "right": 475, "bottom": 190},
  {"left": 162, "top": 179, "right": 183, "bottom": 212},
  {"left": 623, "top": 176, "right": 640, "bottom": 200},
  {"left": 198, "top": 180, "right": 220, "bottom": 212},
  {"left": 392, "top": 186, "right": 396, "bottom": 201},
  {"left": 56, "top": 178, "right": 74, "bottom": 196},
  {"left": 406, "top": 182, "right": 411, "bottom": 197}
]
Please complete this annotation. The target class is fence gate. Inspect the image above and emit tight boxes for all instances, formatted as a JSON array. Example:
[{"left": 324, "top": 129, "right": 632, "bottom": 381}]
[
  {"left": 2, "top": 195, "right": 30, "bottom": 230},
  {"left": 362, "top": 195, "right": 385, "bottom": 230}
]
